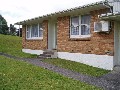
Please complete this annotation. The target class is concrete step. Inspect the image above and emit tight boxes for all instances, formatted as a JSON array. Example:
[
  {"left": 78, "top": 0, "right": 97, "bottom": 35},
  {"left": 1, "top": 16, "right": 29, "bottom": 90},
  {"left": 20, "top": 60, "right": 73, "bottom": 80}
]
[
  {"left": 38, "top": 50, "right": 58, "bottom": 59},
  {"left": 37, "top": 55, "right": 46, "bottom": 59},
  {"left": 43, "top": 51, "right": 54, "bottom": 55},
  {"left": 39, "top": 54, "right": 51, "bottom": 57}
]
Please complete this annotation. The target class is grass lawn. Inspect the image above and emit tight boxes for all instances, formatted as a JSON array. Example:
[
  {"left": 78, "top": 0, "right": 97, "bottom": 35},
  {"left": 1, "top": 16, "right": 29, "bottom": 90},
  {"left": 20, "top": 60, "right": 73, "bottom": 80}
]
[
  {"left": 0, "top": 56, "right": 101, "bottom": 90},
  {"left": 43, "top": 58, "right": 110, "bottom": 77},
  {"left": 0, "top": 34, "right": 36, "bottom": 58}
]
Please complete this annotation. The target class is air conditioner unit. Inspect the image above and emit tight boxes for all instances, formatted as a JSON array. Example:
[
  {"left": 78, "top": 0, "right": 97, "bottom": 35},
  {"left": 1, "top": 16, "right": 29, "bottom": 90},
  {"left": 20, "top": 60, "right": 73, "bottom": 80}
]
[{"left": 94, "top": 21, "right": 109, "bottom": 32}]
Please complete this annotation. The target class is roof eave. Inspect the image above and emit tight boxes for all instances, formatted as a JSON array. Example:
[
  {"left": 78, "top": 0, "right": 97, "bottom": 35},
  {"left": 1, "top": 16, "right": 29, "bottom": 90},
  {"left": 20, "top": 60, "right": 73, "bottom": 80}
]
[
  {"left": 15, "top": 1, "right": 108, "bottom": 25},
  {"left": 100, "top": 13, "right": 120, "bottom": 21}
]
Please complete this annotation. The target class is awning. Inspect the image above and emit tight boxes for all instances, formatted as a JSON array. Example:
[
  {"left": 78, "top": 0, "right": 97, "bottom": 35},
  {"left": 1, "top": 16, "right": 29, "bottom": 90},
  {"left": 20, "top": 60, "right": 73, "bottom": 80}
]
[{"left": 100, "top": 12, "right": 120, "bottom": 21}]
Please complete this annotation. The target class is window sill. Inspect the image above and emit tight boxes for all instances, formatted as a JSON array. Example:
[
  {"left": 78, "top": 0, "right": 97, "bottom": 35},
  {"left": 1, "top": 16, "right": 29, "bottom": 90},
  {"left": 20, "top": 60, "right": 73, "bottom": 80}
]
[
  {"left": 69, "top": 37, "right": 91, "bottom": 41},
  {"left": 26, "top": 37, "right": 43, "bottom": 40}
]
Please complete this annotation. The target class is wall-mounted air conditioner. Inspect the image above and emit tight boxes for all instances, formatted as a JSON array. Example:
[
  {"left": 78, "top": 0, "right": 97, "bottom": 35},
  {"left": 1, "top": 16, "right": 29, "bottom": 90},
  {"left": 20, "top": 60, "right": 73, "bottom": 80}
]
[{"left": 94, "top": 21, "right": 109, "bottom": 32}]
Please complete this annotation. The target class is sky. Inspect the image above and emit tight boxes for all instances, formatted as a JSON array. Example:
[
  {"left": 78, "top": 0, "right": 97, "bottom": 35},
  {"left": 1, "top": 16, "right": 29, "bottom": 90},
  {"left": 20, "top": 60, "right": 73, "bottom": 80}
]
[{"left": 0, "top": 0, "right": 102, "bottom": 27}]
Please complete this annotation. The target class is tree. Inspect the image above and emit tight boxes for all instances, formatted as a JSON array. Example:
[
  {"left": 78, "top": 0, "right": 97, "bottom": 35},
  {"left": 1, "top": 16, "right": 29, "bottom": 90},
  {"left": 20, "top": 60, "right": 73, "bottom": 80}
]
[
  {"left": 9, "top": 24, "right": 16, "bottom": 35},
  {"left": 0, "top": 14, "right": 9, "bottom": 35}
]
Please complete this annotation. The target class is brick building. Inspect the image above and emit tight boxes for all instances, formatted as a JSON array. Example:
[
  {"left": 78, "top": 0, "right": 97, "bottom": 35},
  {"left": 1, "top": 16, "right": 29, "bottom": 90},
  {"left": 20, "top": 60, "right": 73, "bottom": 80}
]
[{"left": 15, "top": 0, "right": 120, "bottom": 70}]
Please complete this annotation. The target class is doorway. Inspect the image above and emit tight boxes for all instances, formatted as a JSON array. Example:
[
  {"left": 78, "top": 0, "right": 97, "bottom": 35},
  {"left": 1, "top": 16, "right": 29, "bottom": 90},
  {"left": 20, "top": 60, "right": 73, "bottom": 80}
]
[{"left": 48, "top": 20, "right": 57, "bottom": 50}]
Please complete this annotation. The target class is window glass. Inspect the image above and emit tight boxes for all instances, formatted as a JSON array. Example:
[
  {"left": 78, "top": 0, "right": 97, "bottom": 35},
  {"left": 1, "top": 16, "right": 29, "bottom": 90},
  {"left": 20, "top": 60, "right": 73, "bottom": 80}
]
[
  {"left": 31, "top": 24, "right": 38, "bottom": 37},
  {"left": 81, "top": 15, "right": 90, "bottom": 25},
  {"left": 39, "top": 27, "right": 43, "bottom": 37},
  {"left": 27, "top": 26, "right": 31, "bottom": 38},
  {"left": 71, "top": 16, "right": 79, "bottom": 35},
  {"left": 81, "top": 25, "right": 90, "bottom": 35},
  {"left": 81, "top": 15, "right": 91, "bottom": 35}
]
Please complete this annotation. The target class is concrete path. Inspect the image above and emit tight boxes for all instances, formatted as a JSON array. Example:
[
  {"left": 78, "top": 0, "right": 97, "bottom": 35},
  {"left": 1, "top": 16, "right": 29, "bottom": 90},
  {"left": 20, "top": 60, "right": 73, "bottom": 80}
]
[{"left": 0, "top": 52, "right": 120, "bottom": 90}]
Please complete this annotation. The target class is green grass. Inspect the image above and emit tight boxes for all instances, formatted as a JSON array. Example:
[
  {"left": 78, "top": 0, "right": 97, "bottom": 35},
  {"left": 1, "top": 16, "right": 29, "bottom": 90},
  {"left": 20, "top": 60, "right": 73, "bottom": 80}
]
[
  {"left": 43, "top": 58, "right": 110, "bottom": 77},
  {"left": 0, "top": 34, "right": 36, "bottom": 58},
  {"left": 0, "top": 56, "right": 101, "bottom": 90}
]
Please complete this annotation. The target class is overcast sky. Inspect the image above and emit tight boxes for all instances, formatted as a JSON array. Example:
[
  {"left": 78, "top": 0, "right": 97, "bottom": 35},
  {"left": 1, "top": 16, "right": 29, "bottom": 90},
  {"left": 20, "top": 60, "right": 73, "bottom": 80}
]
[{"left": 0, "top": 0, "right": 102, "bottom": 27}]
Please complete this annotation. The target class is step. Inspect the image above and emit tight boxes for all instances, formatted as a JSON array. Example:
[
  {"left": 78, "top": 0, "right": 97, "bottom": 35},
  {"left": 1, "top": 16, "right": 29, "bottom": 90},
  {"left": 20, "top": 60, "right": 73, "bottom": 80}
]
[
  {"left": 39, "top": 54, "right": 51, "bottom": 57},
  {"left": 37, "top": 55, "right": 46, "bottom": 59},
  {"left": 43, "top": 51, "right": 54, "bottom": 55}
]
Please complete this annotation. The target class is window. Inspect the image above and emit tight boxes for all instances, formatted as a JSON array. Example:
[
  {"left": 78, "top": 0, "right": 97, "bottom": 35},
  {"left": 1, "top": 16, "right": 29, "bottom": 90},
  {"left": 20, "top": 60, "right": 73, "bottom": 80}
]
[
  {"left": 70, "top": 15, "right": 91, "bottom": 38},
  {"left": 26, "top": 23, "right": 43, "bottom": 39}
]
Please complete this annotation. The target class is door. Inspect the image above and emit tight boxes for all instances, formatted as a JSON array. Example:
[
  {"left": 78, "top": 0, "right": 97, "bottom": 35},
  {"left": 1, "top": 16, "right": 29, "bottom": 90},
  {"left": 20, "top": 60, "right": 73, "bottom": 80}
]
[
  {"left": 54, "top": 23, "right": 57, "bottom": 49},
  {"left": 48, "top": 20, "right": 57, "bottom": 50}
]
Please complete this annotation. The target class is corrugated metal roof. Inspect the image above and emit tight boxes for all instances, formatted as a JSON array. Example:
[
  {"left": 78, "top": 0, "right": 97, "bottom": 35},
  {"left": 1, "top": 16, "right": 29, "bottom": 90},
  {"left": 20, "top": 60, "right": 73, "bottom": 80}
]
[
  {"left": 15, "top": 0, "right": 107, "bottom": 25},
  {"left": 100, "top": 12, "right": 120, "bottom": 21}
]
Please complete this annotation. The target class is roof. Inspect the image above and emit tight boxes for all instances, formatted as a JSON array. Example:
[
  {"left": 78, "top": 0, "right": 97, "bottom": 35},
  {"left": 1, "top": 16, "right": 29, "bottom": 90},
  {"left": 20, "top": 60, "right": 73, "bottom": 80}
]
[
  {"left": 100, "top": 12, "right": 120, "bottom": 21},
  {"left": 15, "top": 0, "right": 108, "bottom": 25}
]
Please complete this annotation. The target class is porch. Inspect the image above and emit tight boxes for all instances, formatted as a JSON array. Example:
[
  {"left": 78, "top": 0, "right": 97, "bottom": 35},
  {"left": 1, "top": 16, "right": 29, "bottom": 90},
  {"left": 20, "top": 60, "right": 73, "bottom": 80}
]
[{"left": 100, "top": 13, "right": 120, "bottom": 67}]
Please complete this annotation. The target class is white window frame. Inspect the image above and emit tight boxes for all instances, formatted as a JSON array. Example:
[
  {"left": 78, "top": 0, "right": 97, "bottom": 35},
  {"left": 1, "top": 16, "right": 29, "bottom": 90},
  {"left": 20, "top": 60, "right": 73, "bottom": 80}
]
[
  {"left": 70, "top": 15, "right": 91, "bottom": 38},
  {"left": 26, "top": 23, "right": 43, "bottom": 40}
]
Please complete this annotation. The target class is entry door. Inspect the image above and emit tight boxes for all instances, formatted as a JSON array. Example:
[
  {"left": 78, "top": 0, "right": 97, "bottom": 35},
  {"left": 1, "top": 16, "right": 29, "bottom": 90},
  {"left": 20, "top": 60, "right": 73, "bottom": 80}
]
[
  {"left": 55, "top": 23, "right": 57, "bottom": 49},
  {"left": 48, "top": 20, "right": 57, "bottom": 50}
]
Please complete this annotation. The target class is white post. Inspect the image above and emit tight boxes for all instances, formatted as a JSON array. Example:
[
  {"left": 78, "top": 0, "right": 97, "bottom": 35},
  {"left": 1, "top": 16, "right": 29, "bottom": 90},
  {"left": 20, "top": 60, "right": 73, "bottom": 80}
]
[{"left": 19, "top": 25, "right": 20, "bottom": 37}]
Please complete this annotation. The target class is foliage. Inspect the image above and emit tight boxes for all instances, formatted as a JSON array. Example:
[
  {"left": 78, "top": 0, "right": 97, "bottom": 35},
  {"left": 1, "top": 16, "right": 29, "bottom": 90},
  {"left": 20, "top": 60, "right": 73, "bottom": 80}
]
[
  {"left": 0, "top": 56, "right": 101, "bottom": 90},
  {"left": 0, "top": 14, "right": 9, "bottom": 35},
  {"left": 0, "top": 34, "right": 36, "bottom": 58},
  {"left": 9, "top": 24, "right": 16, "bottom": 36},
  {"left": 43, "top": 58, "right": 110, "bottom": 77}
]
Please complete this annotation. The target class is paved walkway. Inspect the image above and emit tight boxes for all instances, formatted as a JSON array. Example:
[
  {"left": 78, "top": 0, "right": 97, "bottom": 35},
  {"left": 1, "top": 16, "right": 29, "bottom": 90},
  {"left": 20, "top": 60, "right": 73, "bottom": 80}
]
[{"left": 0, "top": 52, "right": 120, "bottom": 90}]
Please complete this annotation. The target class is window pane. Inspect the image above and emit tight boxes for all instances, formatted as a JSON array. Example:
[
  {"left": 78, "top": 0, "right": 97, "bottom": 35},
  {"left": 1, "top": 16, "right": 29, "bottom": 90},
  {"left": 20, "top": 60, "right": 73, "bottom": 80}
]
[
  {"left": 31, "top": 24, "right": 38, "bottom": 37},
  {"left": 39, "top": 29, "right": 43, "bottom": 37},
  {"left": 27, "top": 26, "right": 31, "bottom": 38},
  {"left": 81, "top": 25, "right": 90, "bottom": 35},
  {"left": 81, "top": 15, "right": 91, "bottom": 35},
  {"left": 81, "top": 15, "right": 91, "bottom": 25},
  {"left": 39, "top": 24, "right": 43, "bottom": 37},
  {"left": 71, "top": 26, "right": 79, "bottom": 35},
  {"left": 71, "top": 16, "right": 79, "bottom": 35},
  {"left": 71, "top": 16, "right": 79, "bottom": 27}
]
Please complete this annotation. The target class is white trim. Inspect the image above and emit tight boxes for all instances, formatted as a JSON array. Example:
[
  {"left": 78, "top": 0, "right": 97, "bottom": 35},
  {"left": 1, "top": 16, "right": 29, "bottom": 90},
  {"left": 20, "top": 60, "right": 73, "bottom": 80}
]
[
  {"left": 26, "top": 37, "right": 43, "bottom": 40},
  {"left": 22, "top": 49, "right": 43, "bottom": 55},
  {"left": 70, "top": 35, "right": 91, "bottom": 38},
  {"left": 57, "top": 52, "right": 113, "bottom": 70}
]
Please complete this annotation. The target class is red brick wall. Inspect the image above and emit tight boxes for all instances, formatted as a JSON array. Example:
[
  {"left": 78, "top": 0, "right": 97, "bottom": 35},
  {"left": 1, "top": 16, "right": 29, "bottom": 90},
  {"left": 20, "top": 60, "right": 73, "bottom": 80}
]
[
  {"left": 22, "top": 20, "right": 48, "bottom": 50},
  {"left": 57, "top": 9, "right": 114, "bottom": 55},
  {"left": 22, "top": 8, "right": 114, "bottom": 56}
]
